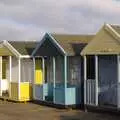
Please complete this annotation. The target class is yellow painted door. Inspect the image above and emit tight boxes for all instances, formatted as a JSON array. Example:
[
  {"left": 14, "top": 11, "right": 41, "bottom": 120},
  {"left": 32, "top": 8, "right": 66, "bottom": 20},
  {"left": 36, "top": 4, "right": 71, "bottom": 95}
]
[{"left": 35, "top": 58, "right": 43, "bottom": 84}]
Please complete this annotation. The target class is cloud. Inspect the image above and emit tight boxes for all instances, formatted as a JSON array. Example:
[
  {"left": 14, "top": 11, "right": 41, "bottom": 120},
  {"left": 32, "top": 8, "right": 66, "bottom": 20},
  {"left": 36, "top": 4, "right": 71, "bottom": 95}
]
[
  {"left": 0, "top": 0, "right": 120, "bottom": 40},
  {"left": 0, "top": 19, "right": 45, "bottom": 40}
]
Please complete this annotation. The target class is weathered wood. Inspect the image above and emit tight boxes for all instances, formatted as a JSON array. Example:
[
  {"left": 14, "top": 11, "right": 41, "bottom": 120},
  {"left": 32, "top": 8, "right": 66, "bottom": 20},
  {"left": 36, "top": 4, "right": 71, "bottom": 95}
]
[
  {"left": 117, "top": 55, "right": 120, "bottom": 108},
  {"left": 86, "top": 79, "right": 96, "bottom": 105}
]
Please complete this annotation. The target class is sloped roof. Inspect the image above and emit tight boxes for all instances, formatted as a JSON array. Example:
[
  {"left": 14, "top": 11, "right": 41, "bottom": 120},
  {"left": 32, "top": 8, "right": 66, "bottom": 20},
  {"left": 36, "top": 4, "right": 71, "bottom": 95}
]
[
  {"left": 50, "top": 34, "right": 94, "bottom": 56},
  {"left": 81, "top": 24, "right": 120, "bottom": 55},
  {"left": 111, "top": 24, "right": 120, "bottom": 35},
  {"left": 8, "top": 41, "right": 38, "bottom": 55},
  {"left": 0, "top": 43, "right": 13, "bottom": 56}
]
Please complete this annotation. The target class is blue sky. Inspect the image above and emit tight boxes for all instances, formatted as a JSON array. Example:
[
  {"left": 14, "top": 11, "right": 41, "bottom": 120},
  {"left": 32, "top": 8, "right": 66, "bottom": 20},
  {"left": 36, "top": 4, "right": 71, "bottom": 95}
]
[{"left": 0, "top": 0, "right": 120, "bottom": 40}]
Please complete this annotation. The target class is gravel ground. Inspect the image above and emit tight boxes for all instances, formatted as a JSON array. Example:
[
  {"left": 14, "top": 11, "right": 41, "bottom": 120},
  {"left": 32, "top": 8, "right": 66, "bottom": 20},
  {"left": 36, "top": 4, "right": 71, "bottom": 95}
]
[{"left": 0, "top": 100, "right": 119, "bottom": 120}]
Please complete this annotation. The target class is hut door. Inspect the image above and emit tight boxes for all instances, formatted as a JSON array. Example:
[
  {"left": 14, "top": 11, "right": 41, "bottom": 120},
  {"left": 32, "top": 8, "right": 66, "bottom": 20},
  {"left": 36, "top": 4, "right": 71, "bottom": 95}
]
[
  {"left": 35, "top": 58, "right": 43, "bottom": 84},
  {"left": 69, "top": 57, "right": 81, "bottom": 104},
  {"left": 1, "top": 56, "right": 9, "bottom": 97},
  {"left": 45, "top": 58, "right": 47, "bottom": 83},
  {"left": 98, "top": 56, "right": 117, "bottom": 107},
  {"left": 86, "top": 56, "right": 96, "bottom": 105}
]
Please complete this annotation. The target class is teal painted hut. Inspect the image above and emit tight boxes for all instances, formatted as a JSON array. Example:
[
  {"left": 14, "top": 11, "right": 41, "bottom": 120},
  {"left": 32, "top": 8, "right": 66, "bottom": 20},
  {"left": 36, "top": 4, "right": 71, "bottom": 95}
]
[{"left": 32, "top": 33, "right": 94, "bottom": 107}]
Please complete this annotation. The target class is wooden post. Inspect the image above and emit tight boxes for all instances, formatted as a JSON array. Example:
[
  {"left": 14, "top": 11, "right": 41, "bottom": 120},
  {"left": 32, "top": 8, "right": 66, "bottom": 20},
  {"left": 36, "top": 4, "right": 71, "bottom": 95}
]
[
  {"left": 95, "top": 55, "right": 98, "bottom": 106},
  {"left": 42, "top": 57, "right": 45, "bottom": 100},
  {"left": 64, "top": 56, "right": 67, "bottom": 105},
  {"left": 117, "top": 55, "right": 120, "bottom": 108},
  {"left": 64, "top": 56, "right": 67, "bottom": 89},
  {"left": 0, "top": 56, "right": 2, "bottom": 96},
  {"left": 53, "top": 56, "right": 56, "bottom": 103},
  {"left": 84, "top": 56, "right": 87, "bottom": 110},
  {"left": 18, "top": 58, "right": 21, "bottom": 100},
  {"left": 33, "top": 57, "right": 35, "bottom": 99},
  {"left": 42, "top": 57, "right": 45, "bottom": 84},
  {"left": 9, "top": 56, "right": 12, "bottom": 98}
]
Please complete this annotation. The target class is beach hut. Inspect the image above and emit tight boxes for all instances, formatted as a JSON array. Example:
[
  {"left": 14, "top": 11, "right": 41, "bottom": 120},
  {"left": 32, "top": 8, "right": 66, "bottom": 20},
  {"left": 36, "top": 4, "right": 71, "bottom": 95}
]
[
  {"left": 32, "top": 33, "right": 94, "bottom": 107},
  {"left": 81, "top": 24, "right": 120, "bottom": 110},
  {"left": 0, "top": 40, "right": 38, "bottom": 102}
]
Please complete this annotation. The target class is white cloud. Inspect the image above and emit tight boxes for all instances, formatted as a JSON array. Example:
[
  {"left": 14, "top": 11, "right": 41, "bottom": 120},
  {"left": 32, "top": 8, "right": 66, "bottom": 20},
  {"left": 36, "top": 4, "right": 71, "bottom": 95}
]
[{"left": 0, "top": 0, "right": 120, "bottom": 40}]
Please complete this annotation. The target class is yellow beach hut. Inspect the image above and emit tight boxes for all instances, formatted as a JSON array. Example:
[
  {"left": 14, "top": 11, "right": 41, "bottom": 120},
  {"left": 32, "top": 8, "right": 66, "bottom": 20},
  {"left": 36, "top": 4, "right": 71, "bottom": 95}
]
[{"left": 0, "top": 40, "right": 38, "bottom": 102}]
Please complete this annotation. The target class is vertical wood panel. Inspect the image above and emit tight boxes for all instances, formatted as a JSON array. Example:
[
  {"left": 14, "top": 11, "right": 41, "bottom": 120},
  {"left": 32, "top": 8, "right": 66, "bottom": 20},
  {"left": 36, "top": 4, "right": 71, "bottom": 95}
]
[
  {"left": 9, "top": 56, "right": 12, "bottom": 97},
  {"left": 18, "top": 58, "right": 21, "bottom": 100},
  {"left": 84, "top": 56, "right": 87, "bottom": 105},
  {"left": 53, "top": 57, "right": 55, "bottom": 103},
  {"left": 0, "top": 56, "right": 2, "bottom": 96},
  {"left": 117, "top": 55, "right": 120, "bottom": 108}
]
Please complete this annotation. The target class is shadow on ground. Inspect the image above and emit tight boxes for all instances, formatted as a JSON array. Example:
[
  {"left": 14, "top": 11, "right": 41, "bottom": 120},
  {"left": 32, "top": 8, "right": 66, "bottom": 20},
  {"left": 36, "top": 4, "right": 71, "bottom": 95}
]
[
  {"left": 0, "top": 100, "right": 120, "bottom": 120},
  {"left": 60, "top": 111, "right": 120, "bottom": 120}
]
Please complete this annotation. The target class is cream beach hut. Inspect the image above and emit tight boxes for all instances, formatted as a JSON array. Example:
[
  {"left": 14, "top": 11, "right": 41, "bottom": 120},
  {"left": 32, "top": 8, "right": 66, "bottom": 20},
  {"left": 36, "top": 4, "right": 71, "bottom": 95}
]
[
  {"left": 81, "top": 24, "right": 120, "bottom": 110},
  {"left": 0, "top": 40, "right": 37, "bottom": 102}
]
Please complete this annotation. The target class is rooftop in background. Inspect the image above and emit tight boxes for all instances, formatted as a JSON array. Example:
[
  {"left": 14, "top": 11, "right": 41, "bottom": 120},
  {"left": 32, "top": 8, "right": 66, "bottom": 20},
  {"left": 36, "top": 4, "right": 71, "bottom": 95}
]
[
  {"left": 9, "top": 41, "right": 38, "bottom": 55},
  {"left": 51, "top": 33, "right": 94, "bottom": 55}
]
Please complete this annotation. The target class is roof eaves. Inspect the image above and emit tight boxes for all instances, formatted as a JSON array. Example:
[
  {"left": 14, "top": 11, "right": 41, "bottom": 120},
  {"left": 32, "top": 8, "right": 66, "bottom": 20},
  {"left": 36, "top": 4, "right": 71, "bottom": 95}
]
[
  {"left": 3, "top": 40, "right": 21, "bottom": 57},
  {"left": 31, "top": 33, "right": 47, "bottom": 56},
  {"left": 20, "top": 55, "right": 31, "bottom": 58},
  {"left": 105, "top": 24, "right": 120, "bottom": 41},
  {"left": 48, "top": 33, "right": 66, "bottom": 55}
]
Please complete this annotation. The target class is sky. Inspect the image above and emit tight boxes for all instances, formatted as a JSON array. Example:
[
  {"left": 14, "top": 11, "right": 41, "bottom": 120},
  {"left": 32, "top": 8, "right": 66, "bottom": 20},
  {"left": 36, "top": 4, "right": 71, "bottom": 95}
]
[{"left": 0, "top": 0, "right": 120, "bottom": 41}]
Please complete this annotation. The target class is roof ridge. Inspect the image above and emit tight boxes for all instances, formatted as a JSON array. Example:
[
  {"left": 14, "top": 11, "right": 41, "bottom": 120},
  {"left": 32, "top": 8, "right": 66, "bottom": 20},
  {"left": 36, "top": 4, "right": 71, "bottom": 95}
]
[
  {"left": 51, "top": 33, "right": 94, "bottom": 36},
  {"left": 8, "top": 40, "right": 38, "bottom": 42},
  {"left": 109, "top": 23, "right": 120, "bottom": 26},
  {"left": 105, "top": 24, "right": 120, "bottom": 40}
]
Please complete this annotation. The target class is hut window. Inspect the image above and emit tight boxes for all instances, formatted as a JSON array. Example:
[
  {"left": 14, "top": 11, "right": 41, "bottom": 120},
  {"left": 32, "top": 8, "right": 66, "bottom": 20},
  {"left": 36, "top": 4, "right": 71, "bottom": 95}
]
[
  {"left": 71, "top": 66, "right": 80, "bottom": 83},
  {"left": 69, "top": 56, "right": 81, "bottom": 85},
  {"left": 11, "top": 57, "right": 19, "bottom": 82},
  {"left": 21, "top": 59, "right": 33, "bottom": 83},
  {"left": 55, "top": 56, "right": 64, "bottom": 84},
  {"left": 46, "top": 57, "right": 53, "bottom": 83},
  {"left": 87, "top": 56, "right": 95, "bottom": 79}
]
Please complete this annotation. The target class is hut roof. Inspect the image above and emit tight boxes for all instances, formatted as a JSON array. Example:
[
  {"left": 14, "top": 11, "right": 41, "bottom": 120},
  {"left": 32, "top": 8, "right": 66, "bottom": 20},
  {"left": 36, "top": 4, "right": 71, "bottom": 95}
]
[
  {"left": 51, "top": 34, "right": 94, "bottom": 56},
  {"left": 8, "top": 41, "right": 38, "bottom": 55},
  {"left": 81, "top": 24, "right": 120, "bottom": 55},
  {"left": 33, "top": 33, "right": 94, "bottom": 56}
]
